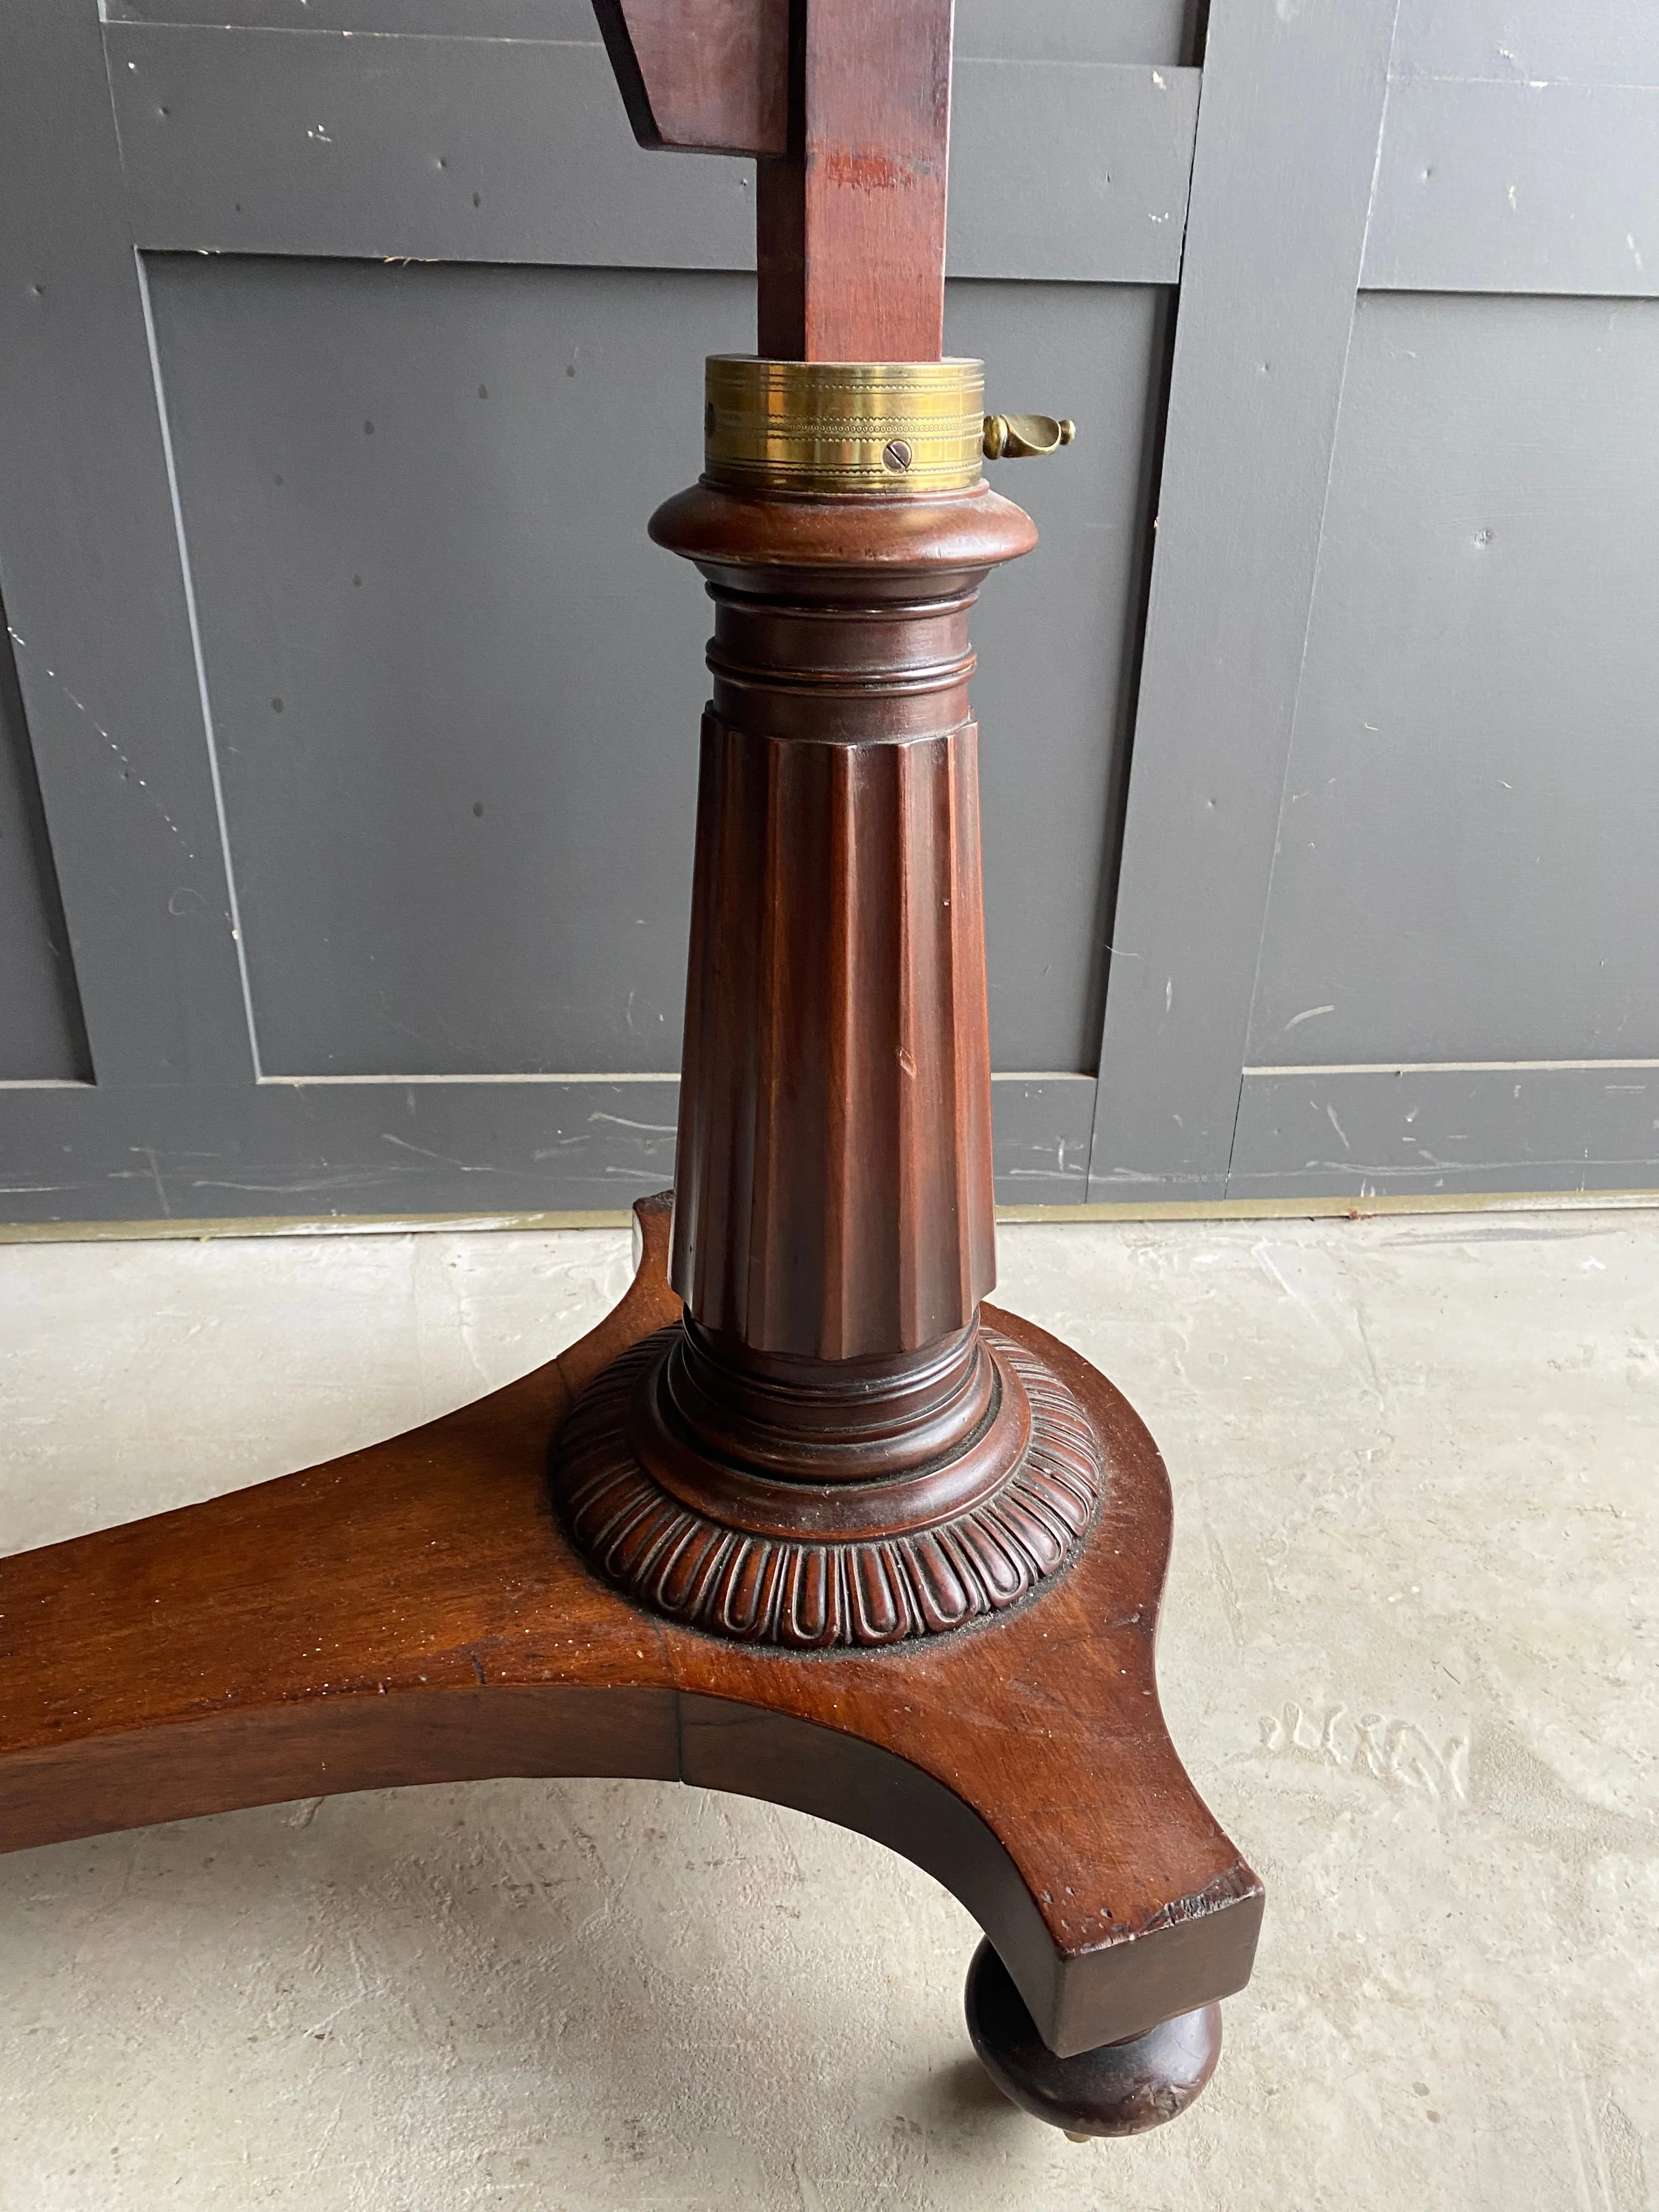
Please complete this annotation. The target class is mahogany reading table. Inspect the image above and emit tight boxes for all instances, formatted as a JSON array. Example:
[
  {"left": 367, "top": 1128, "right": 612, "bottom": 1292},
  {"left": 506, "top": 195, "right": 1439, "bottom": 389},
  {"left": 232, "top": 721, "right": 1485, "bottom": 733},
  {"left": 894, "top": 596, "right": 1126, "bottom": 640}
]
[{"left": 0, "top": 0, "right": 1262, "bottom": 2141}]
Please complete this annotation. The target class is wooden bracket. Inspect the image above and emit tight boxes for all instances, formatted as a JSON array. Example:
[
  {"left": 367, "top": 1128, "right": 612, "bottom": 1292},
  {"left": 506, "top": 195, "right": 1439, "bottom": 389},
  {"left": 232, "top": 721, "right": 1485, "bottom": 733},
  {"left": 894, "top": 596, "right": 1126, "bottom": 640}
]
[
  {"left": 593, "top": 0, "right": 952, "bottom": 360},
  {"left": 591, "top": 0, "right": 790, "bottom": 157}
]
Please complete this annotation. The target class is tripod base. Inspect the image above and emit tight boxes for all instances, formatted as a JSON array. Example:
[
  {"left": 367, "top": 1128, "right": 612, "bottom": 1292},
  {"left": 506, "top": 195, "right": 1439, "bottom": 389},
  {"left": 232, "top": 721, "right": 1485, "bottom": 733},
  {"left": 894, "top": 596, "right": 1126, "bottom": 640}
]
[{"left": 0, "top": 1193, "right": 1260, "bottom": 2111}]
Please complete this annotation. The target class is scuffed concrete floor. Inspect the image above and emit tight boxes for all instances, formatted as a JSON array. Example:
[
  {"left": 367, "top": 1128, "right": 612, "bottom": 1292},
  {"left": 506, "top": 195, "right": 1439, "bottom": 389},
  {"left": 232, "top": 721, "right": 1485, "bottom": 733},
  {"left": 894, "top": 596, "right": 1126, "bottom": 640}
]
[{"left": 1, "top": 1211, "right": 1655, "bottom": 2212}]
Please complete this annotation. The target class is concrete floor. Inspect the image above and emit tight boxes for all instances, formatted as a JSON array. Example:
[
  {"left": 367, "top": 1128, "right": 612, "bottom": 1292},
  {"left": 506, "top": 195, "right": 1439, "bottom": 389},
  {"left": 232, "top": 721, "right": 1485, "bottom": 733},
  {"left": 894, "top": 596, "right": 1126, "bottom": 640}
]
[{"left": 1, "top": 1210, "right": 1655, "bottom": 2212}]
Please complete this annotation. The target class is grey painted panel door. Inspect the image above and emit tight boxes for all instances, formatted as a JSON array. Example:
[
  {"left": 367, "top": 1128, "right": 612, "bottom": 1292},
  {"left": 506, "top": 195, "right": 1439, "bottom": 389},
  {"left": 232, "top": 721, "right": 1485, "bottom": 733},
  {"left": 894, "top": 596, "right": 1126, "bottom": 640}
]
[
  {"left": 1228, "top": 290, "right": 1659, "bottom": 1200},
  {"left": 0, "top": 0, "right": 1178, "bottom": 1222},
  {"left": 5, "top": 0, "right": 1658, "bottom": 1224},
  {"left": 1091, "top": 0, "right": 1659, "bottom": 1204}
]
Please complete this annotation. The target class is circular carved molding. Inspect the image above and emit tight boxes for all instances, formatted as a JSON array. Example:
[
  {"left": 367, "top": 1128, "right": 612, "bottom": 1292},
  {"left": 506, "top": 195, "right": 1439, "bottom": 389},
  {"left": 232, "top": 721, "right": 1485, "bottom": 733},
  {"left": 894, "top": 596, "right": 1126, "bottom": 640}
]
[{"left": 550, "top": 1325, "right": 1105, "bottom": 1650}]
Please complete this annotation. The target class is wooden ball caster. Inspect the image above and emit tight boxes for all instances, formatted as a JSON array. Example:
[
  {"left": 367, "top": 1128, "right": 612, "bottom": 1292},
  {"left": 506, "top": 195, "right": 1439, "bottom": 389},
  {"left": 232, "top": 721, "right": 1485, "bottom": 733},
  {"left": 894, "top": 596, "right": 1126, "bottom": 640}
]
[{"left": 965, "top": 1939, "right": 1223, "bottom": 2139}]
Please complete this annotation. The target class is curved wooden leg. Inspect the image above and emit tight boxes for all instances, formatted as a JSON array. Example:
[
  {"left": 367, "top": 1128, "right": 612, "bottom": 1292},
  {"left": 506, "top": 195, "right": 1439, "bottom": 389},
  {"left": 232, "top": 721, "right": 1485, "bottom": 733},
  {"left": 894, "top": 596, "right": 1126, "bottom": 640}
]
[{"left": 0, "top": 1194, "right": 1261, "bottom": 2109}]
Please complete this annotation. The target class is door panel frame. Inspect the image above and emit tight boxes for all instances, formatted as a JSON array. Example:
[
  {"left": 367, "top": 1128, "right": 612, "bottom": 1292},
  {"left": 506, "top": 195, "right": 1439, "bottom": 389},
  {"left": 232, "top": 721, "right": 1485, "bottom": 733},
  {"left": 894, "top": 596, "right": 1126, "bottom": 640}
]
[
  {"left": 1086, "top": 0, "right": 1403, "bottom": 1203},
  {"left": 8, "top": 0, "right": 1648, "bottom": 1227},
  {"left": 108, "top": 27, "right": 1199, "bottom": 281}
]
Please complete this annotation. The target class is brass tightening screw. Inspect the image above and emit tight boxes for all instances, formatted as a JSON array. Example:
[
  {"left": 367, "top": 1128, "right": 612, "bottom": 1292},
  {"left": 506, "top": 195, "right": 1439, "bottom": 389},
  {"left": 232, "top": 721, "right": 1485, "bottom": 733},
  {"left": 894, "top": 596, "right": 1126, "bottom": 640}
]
[{"left": 983, "top": 414, "right": 1077, "bottom": 460}]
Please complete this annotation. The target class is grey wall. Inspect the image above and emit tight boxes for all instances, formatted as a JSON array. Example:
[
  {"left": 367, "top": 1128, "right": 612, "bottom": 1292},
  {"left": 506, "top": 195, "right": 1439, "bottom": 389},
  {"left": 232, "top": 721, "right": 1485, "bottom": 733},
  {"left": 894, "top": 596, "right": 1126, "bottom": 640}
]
[
  {"left": 1250, "top": 295, "right": 1659, "bottom": 1072},
  {"left": 1, "top": 0, "right": 1655, "bottom": 1223}
]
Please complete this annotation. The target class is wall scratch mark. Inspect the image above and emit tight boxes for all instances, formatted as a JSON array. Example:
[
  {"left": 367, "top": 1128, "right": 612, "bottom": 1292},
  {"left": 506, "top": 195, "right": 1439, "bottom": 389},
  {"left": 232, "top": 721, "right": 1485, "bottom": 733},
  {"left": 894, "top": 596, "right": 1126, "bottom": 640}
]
[{"left": 8, "top": 624, "right": 198, "bottom": 861}]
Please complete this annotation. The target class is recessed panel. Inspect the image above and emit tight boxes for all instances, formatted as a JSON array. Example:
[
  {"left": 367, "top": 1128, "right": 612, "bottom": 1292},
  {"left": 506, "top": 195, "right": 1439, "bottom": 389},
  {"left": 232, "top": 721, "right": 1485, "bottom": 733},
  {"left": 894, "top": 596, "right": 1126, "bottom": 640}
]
[
  {"left": 1250, "top": 293, "right": 1659, "bottom": 1067},
  {"left": 146, "top": 257, "right": 1159, "bottom": 1076},
  {"left": 957, "top": 0, "right": 1197, "bottom": 65},
  {"left": 103, "top": 0, "right": 599, "bottom": 30}
]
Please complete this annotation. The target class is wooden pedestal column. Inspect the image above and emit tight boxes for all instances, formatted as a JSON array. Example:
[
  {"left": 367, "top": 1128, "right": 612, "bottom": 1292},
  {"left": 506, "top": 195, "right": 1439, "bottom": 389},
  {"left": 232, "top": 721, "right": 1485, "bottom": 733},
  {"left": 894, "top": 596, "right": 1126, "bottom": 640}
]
[{"left": 553, "top": 381, "right": 1109, "bottom": 1654}]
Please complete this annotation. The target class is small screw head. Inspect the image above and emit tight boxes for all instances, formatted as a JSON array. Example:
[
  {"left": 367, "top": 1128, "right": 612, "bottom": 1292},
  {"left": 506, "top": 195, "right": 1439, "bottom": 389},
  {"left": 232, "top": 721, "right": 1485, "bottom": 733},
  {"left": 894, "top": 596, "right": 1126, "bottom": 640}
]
[{"left": 882, "top": 438, "right": 913, "bottom": 472}]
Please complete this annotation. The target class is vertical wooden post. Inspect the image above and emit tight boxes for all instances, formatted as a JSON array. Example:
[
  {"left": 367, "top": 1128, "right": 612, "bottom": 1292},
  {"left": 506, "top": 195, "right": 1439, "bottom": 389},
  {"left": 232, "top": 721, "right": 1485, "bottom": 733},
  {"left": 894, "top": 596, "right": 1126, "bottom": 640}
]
[{"left": 757, "top": 0, "right": 954, "bottom": 361}]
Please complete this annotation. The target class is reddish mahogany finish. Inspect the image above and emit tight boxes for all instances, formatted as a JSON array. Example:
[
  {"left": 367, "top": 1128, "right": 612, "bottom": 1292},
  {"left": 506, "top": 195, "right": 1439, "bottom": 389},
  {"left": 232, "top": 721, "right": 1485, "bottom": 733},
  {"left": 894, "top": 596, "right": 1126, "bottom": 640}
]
[
  {"left": 757, "top": 0, "right": 954, "bottom": 361},
  {"left": 546, "top": 481, "right": 1118, "bottom": 1649},
  {"left": 591, "top": 0, "right": 789, "bottom": 159},
  {"left": 552, "top": 0, "right": 1261, "bottom": 2119}
]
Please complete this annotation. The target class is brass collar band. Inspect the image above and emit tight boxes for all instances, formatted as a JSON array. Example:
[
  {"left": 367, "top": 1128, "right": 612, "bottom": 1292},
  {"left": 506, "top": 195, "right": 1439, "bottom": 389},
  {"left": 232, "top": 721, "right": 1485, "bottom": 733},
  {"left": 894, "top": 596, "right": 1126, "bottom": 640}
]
[{"left": 703, "top": 356, "right": 986, "bottom": 495}]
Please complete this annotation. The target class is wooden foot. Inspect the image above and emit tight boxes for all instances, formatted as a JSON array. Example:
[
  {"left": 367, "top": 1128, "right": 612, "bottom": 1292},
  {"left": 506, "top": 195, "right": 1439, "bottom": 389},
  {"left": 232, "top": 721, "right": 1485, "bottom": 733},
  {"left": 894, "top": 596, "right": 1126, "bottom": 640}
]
[
  {"left": 966, "top": 1938, "right": 1223, "bottom": 2138},
  {"left": 0, "top": 1194, "right": 1260, "bottom": 2073}
]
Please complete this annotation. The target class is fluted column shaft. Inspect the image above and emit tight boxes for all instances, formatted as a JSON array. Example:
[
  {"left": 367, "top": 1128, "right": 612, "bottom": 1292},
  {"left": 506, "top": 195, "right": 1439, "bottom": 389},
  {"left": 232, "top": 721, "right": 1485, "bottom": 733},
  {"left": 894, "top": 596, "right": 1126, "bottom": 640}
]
[
  {"left": 676, "top": 592, "right": 992, "bottom": 1359},
  {"left": 650, "top": 481, "right": 1037, "bottom": 1423}
]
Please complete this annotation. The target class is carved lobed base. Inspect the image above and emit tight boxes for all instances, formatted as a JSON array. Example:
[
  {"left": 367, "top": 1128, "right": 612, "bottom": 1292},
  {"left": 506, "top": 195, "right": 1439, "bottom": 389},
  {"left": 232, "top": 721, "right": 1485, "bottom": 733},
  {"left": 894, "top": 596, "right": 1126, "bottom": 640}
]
[
  {"left": 0, "top": 1194, "right": 1261, "bottom": 2129},
  {"left": 552, "top": 1321, "right": 1105, "bottom": 1649}
]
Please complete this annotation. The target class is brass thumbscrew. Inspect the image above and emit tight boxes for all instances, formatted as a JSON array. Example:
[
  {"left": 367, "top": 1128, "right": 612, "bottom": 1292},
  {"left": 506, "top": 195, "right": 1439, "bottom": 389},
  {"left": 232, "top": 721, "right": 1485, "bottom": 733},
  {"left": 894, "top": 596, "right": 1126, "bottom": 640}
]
[{"left": 982, "top": 413, "right": 1077, "bottom": 460}]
